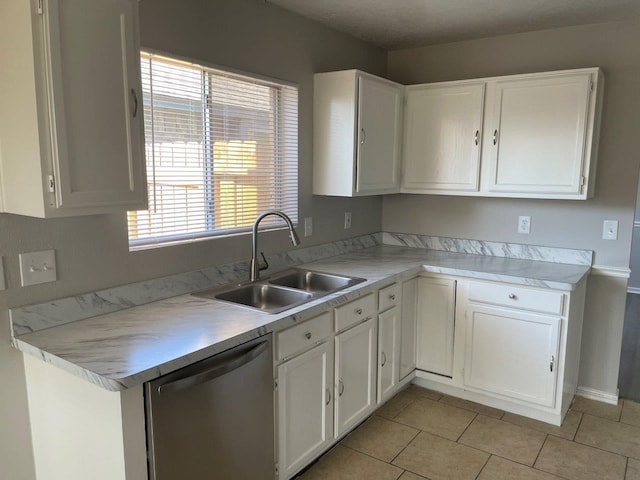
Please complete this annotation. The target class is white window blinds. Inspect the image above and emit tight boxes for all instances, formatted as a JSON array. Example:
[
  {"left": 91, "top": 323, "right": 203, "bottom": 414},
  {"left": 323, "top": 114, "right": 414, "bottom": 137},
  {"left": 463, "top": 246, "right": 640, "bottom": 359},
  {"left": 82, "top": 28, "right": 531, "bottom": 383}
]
[{"left": 128, "top": 52, "right": 298, "bottom": 249}]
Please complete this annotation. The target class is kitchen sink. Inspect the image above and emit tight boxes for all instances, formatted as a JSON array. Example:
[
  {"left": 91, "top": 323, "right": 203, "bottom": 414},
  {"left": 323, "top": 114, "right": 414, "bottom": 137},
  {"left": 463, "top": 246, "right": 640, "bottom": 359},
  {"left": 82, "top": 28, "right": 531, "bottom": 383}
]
[
  {"left": 192, "top": 269, "right": 366, "bottom": 313},
  {"left": 269, "top": 269, "right": 365, "bottom": 294},
  {"left": 194, "top": 284, "right": 313, "bottom": 314}
]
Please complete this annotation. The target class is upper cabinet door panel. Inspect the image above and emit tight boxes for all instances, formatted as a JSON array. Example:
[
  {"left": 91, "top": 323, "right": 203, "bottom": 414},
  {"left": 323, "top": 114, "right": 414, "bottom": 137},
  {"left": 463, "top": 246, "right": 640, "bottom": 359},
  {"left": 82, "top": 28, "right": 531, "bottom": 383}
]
[
  {"left": 403, "top": 83, "right": 485, "bottom": 193},
  {"left": 486, "top": 72, "right": 592, "bottom": 196},
  {"left": 356, "top": 75, "right": 402, "bottom": 194},
  {"left": 45, "top": 0, "right": 146, "bottom": 210}
]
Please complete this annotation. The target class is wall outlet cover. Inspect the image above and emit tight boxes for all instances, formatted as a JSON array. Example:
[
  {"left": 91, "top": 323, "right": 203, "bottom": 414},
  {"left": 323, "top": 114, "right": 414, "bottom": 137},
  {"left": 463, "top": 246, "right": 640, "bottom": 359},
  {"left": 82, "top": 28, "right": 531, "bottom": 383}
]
[
  {"left": 518, "top": 216, "right": 531, "bottom": 234},
  {"left": 0, "top": 256, "right": 5, "bottom": 291},
  {"left": 344, "top": 212, "right": 352, "bottom": 229},
  {"left": 304, "top": 217, "right": 313, "bottom": 237}
]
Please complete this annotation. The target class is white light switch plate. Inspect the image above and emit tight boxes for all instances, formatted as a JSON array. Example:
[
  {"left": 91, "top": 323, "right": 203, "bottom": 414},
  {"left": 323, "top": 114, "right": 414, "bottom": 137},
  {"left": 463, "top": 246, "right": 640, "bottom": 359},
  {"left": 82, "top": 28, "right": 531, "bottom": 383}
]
[
  {"left": 19, "top": 250, "right": 57, "bottom": 287},
  {"left": 603, "top": 220, "right": 619, "bottom": 240},
  {"left": 0, "top": 256, "right": 5, "bottom": 290}
]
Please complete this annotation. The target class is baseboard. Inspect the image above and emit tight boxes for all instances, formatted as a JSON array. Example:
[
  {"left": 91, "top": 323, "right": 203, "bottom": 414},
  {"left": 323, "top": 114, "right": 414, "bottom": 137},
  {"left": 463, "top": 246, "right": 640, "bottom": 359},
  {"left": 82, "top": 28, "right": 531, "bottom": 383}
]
[
  {"left": 627, "top": 287, "right": 640, "bottom": 294},
  {"left": 575, "top": 386, "right": 619, "bottom": 405}
]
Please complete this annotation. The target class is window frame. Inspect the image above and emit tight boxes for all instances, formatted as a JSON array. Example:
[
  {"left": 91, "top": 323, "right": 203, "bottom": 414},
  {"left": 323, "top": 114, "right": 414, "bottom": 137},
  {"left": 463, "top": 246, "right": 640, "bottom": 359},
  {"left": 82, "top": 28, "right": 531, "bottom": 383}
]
[{"left": 128, "top": 50, "right": 299, "bottom": 251}]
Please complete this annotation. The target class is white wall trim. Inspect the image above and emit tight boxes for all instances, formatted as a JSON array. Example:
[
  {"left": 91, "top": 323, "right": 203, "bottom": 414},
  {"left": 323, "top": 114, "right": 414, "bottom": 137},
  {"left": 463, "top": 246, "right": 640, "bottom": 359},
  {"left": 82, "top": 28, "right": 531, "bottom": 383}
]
[
  {"left": 628, "top": 287, "right": 640, "bottom": 294},
  {"left": 590, "top": 265, "right": 631, "bottom": 278},
  {"left": 576, "top": 386, "right": 619, "bottom": 405}
]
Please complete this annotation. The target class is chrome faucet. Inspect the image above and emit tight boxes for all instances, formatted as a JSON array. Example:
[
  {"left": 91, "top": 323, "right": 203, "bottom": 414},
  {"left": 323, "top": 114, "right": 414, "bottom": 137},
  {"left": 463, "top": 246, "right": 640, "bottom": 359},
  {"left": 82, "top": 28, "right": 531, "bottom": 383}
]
[{"left": 250, "top": 210, "right": 300, "bottom": 282}]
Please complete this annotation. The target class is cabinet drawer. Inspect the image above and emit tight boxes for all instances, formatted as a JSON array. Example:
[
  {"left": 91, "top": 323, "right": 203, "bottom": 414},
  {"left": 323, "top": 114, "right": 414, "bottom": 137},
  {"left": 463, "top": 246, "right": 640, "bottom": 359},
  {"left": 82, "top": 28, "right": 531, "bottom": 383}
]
[
  {"left": 378, "top": 283, "right": 400, "bottom": 312},
  {"left": 468, "top": 281, "right": 564, "bottom": 315},
  {"left": 335, "top": 294, "right": 376, "bottom": 332},
  {"left": 276, "top": 312, "right": 332, "bottom": 361}
]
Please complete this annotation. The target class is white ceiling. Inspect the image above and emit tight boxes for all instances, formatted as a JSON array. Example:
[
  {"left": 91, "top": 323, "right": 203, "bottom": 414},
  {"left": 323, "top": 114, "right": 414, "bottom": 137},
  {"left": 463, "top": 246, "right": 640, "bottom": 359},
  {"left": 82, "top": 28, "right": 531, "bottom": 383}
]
[{"left": 265, "top": 0, "right": 640, "bottom": 49}]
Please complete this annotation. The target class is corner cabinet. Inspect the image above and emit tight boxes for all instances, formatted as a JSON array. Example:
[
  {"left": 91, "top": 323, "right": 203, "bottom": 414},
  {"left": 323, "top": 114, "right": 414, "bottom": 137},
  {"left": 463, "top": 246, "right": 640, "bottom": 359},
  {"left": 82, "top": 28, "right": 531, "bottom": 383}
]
[
  {"left": 313, "top": 70, "right": 403, "bottom": 196},
  {"left": 0, "top": 0, "right": 147, "bottom": 217},
  {"left": 401, "top": 68, "right": 603, "bottom": 200},
  {"left": 413, "top": 275, "right": 587, "bottom": 426}
]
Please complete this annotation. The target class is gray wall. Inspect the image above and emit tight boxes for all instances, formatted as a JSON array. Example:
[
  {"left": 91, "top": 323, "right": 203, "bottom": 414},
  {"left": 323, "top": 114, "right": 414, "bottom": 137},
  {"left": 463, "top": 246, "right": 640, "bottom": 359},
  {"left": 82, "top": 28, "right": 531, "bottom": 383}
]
[
  {"left": 385, "top": 18, "right": 640, "bottom": 396},
  {"left": 0, "top": 1, "right": 386, "bottom": 478},
  {"left": 385, "top": 18, "right": 640, "bottom": 268}
]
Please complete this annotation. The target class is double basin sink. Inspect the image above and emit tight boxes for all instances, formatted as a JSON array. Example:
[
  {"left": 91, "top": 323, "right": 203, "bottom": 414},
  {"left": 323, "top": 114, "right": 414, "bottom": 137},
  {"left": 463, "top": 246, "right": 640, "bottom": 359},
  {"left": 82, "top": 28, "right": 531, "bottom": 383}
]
[{"left": 193, "top": 269, "right": 366, "bottom": 313}]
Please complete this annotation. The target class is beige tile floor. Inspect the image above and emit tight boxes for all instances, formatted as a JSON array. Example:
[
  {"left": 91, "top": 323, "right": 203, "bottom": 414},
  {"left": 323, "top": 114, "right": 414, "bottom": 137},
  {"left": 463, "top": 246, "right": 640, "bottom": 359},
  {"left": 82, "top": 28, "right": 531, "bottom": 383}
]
[{"left": 298, "top": 386, "right": 640, "bottom": 480}]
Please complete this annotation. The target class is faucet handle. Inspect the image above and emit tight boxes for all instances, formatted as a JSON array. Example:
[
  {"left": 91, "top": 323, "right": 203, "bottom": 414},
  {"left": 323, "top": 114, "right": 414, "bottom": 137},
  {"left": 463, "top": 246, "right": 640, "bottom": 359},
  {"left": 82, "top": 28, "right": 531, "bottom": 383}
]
[{"left": 258, "top": 252, "right": 269, "bottom": 272}]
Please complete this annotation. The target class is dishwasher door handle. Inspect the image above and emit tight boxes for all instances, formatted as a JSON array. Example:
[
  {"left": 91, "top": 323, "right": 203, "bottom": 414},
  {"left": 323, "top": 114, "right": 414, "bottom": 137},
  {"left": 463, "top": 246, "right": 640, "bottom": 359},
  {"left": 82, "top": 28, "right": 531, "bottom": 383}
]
[{"left": 157, "top": 340, "right": 270, "bottom": 394}]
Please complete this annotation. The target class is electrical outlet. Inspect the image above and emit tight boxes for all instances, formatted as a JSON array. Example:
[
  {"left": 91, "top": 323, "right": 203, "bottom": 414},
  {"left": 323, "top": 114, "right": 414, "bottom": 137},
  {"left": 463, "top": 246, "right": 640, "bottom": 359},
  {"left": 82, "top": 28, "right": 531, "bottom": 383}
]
[
  {"left": 344, "top": 212, "right": 352, "bottom": 229},
  {"left": 19, "top": 250, "right": 57, "bottom": 287},
  {"left": 304, "top": 217, "right": 313, "bottom": 237},
  {"left": 518, "top": 216, "right": 531, "bottom": 234},
  {"left": 603, "top": 220, "right": 619, "bottom": 240}
]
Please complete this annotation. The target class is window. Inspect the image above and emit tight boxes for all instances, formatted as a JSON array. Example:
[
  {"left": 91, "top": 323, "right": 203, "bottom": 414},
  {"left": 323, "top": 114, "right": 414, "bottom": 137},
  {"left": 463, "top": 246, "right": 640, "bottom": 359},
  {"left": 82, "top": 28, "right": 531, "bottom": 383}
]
[{"left": 128, "top": 52, "right": 298, "bottom": 249}]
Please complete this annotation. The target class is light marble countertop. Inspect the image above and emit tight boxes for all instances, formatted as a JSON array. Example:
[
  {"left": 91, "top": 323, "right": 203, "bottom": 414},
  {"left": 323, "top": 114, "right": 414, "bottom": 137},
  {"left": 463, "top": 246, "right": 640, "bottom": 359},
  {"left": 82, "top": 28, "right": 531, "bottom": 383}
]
[{"left": 13, "top": 245, "right": 590, "bottom": 391}]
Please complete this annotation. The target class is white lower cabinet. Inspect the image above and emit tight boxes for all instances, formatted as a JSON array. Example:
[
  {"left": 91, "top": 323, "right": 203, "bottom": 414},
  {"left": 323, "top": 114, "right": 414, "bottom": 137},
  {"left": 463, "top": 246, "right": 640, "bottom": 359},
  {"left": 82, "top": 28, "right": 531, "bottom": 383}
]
[
  {"left": 334, "top": 318, "right": 377, "bottom": 437},
  {"left": 277, "top": 341, "right": 334, "bottom": 480},
  {"left": 416, "top": 276, "right": 456, "bottom": 376},
  {"left": 462, "top": 304, "right": 561, "bottom": 407},
  {"left": 377, "top": 306, "right": 401, "bottom": 402}
]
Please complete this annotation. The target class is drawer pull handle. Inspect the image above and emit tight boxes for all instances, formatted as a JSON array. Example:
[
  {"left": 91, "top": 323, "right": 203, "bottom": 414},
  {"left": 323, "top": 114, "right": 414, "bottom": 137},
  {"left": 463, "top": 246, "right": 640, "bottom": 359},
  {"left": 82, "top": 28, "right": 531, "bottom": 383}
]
[
  {"left": 389, "top": 294, "right": 396, "bottom": 300},
  {"left": 550, "top": 355, "right": 555, "bottom": 372},
  {"left": 493, "top": 129, "right": 498, "bottom": 145},
  {"left": 304, "top": 332, "right": 312, "bottom": 340},
  {"left": 325, "top": 388, "right": 332, "bottom": 406},
  {"left": 381, "top": 352, "right": 387, "bottom": 367},
  {"left": 338, "top": 379, "right": 345, "bottom": 396},
  {"left": 355, "top": 308, "right": 363, "bottom": 315},
  {"left": 508, "top": 293, "right": 517, "bottom": 300},
  {"left": 474, "top": 129, "right": 479, "bottom": 146}
]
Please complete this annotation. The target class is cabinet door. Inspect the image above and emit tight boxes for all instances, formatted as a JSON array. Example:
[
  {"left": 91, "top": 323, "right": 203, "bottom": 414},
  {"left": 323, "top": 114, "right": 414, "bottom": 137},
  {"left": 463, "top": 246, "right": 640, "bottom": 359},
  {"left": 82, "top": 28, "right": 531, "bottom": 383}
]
[
  {"left": 400, "top": 278, "right": 418, "bottom": 379},
  {"left": 403, "top": 83, "right": 484, "bottom": 193},
  {"left": 463, "top": 304, "right": 560, "bottom": 407},
  {"left": 416, "top": 277, "right": 456, "bottom": 377},
  {"left": 277, "top": 341, "right": 334, "bottom": 480},
  {"left": 44, "top": 0, "right": 146, "bottom": 210},
  {"left": 334, "top": 318, "right": 377, "bottom": 437},
  {"left": 378, "top": 306, "right": 400, "bottom": 402},
  {"left": 356, "top": 75, "right": 402, "bottom": 194},
  {"left": 485, "top": 72, "right": 592, "bottom": 196}
]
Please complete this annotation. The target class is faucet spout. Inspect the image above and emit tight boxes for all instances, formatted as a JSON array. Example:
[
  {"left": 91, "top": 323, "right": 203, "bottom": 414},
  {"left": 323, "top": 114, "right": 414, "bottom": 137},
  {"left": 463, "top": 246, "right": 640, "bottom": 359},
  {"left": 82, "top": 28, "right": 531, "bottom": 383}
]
[{"left": 250, "top": 211, "right": 300, "bottom": 282}]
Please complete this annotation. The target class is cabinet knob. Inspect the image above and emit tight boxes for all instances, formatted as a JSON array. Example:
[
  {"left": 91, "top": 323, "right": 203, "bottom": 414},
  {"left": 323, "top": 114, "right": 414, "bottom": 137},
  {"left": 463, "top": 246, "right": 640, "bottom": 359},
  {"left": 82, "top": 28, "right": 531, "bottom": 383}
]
[
  {"left": 338, "top": 379, "right": 345, "bottom": 396},
  {"left": 360, "top": 128, "right": 366, "bottom": 145},
  {"left": 474, "top": 129, "right": 479, "bottom": 146},
  {"left": 493, "top": 129, "right": 498, "bottom": 145},
  {"left": 304, "top": 332, "right": 312, "bottom": 340},
  {"left": 355, "top": 308, "right": 363, "bottom": 315},
  {"left": 389, "top": 294, "right": 396, "bottom": 300},
  {"left": 508, "top": 293, "right": 517, "bottom": 300},
  {"left": 325, "top": 388, "right": 332, "bottom": 406},
  {"left": 550, "top": 355, "right": 555, "bottom": 372},
  {"left": 381, "top": 351, "right": 387, "bottom": 367}
]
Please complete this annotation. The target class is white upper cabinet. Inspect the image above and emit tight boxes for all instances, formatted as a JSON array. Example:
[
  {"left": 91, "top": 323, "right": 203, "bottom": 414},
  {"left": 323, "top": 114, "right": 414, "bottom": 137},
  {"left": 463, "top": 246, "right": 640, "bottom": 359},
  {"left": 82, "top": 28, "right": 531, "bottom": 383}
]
[
  {"left": 0, "top": 0, "right": 146, "bottom": 217},
  {"left": 403, "top": 82, "right": 485, "bottom": 193},
  {"left": 313, "top": 70, "right": 402, "bottom": 196},
  {"left": 483, "top": 70, "right": 602, "bottom": 199}
]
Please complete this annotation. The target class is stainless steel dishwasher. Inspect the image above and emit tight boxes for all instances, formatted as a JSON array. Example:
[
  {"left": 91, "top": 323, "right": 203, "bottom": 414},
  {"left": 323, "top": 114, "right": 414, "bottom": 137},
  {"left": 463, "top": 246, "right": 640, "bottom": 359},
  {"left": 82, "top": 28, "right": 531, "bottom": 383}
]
[{"left": 145, "top": 334, "right": 275, "bottom": 480}]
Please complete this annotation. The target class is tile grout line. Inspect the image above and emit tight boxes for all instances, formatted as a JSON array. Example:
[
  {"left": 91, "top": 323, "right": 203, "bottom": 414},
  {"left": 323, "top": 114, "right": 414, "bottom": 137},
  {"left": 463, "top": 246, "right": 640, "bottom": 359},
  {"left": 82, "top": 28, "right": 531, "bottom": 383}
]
[
  {"left": 472, "top": 453, "right": 493, "bottom": 480},
  {"left": 530, "top": 433, "right": 548, "bottom": 470}
]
